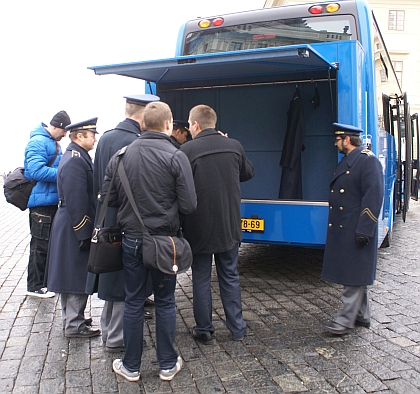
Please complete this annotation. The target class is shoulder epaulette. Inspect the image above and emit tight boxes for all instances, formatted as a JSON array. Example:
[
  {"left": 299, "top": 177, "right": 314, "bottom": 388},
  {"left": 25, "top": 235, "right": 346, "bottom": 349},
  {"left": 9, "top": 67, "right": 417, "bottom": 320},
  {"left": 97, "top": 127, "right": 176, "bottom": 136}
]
[
  {"left": 361, "top": 149, "right": 374, "bottom": 156},
  {"left": 71, "top": 150, "right": 81, "bottom": 157}
]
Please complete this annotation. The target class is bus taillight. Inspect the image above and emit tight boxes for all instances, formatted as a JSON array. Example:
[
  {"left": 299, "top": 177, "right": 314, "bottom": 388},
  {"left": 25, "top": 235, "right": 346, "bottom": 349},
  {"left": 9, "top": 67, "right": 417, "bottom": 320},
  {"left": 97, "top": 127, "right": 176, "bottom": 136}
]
[
  {"left": 309, "top": 5, "right": 323, "bottom": 14},
  {"left": 309, "top": 3, "right": 340, "bottom": 15},
  {"left": 326, "top": 3, "right": 340, "bottom": 13},
  {"left": 213, "top": 18, "right": 224, "bottom": 27},
  {"left": 198, "top": 19, "right": 211, "bottom": 28}
]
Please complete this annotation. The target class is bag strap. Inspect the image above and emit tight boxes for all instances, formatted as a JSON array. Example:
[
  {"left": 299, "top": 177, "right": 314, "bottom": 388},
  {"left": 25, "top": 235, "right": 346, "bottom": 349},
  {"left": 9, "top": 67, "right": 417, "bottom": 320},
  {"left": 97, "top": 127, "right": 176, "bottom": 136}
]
[
  {"left": 47, "top": 142, "right": 59, "bottom": 167},
  {"left": 117, "top": 156, "right": 149, "bottom": 235},
  {"left": 94, "top": 156, "right": 120, "bottom": 228}
]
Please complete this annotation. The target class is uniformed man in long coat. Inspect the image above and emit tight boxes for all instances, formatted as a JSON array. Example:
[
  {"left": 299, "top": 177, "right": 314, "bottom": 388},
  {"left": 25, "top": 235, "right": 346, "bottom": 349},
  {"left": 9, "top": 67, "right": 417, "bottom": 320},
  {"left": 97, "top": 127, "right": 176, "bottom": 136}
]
[
  {"left": 45, "top": 118, "right": 100, "bottom": 338},
  {"left": 322, "top": 123, "right": 384, "bottom": 335},
  {"left": 85, "top": 94, "right": 159, "bottom": 351}
]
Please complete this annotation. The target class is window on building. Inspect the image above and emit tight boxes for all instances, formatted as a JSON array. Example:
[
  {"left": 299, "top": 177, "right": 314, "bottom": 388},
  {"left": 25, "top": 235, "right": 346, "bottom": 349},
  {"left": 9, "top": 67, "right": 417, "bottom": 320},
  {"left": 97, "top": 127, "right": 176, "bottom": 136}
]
[
  {"left": 392, "top": 61, "right": 403, "bottom": 86},
  {"left": 389, "top": 10, "right": 405, "bottom": 31},
  {"left": 229, "top": 42, "right": 243, "bottom": 51}
]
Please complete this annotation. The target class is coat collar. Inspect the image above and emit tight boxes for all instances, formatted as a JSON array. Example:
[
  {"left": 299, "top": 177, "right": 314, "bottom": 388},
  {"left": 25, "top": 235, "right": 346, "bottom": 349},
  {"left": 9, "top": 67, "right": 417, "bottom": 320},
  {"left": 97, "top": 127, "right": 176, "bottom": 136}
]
[{"left": 194, "top": 128, "right": 219, "bottom": 139}]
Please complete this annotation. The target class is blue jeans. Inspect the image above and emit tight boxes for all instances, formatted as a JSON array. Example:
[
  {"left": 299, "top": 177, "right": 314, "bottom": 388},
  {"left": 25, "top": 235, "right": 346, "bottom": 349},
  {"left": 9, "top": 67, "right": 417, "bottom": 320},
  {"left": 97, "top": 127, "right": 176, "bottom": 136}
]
[{"left": 121, "top": 237, "right": 178, "bottom": 372}]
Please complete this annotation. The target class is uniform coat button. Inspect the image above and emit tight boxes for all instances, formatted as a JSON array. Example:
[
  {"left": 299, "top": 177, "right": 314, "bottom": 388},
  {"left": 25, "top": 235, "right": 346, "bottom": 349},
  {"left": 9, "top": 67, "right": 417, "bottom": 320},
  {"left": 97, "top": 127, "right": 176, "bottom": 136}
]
[{"left": 340, "top": 189, "right": 345, "bottom": 193}]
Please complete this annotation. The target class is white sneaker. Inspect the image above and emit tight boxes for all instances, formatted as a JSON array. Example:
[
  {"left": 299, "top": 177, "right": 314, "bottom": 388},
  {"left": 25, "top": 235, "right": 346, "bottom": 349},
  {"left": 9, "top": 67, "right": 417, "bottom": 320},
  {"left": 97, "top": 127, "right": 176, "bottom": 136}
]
[
  {"left": 159, "top": 356, "right": 183, "bottom": 381},
  {"left": 26, "top": 288, "right": 55, "bottom": 298},
  {"left": 112, "top": 359, "right": 140, "bottom": 382}
]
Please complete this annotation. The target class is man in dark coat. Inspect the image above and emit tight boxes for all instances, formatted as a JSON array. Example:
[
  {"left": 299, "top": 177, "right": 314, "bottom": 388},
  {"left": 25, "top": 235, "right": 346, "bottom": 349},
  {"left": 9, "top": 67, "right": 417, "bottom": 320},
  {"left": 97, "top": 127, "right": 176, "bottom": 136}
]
[
  {"left": 85, "top": 94, "right": 159, "bottom": 352},
  {"left": 279, "top": 87, "right": 305, "bottom": 199},
  {"left": 180, "top": 104, "right": 255, "bottom": 344},
  {"left": 322, "top": 123, "right": 384, "bottom": 335},
  {"left": 104, "top": 101, "right": 196, "bottom": 382},
  {"left": 45, "top": 118, "right": 101, "bottom": 338}
]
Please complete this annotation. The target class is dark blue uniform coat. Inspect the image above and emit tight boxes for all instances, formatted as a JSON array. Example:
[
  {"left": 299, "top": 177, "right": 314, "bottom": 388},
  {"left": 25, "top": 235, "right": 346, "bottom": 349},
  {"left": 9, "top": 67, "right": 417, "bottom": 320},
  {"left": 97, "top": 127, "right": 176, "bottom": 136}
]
[
  {"left": 85, "top": 119, "right": 141, "bottom": 300},
  {"left": 321, "top": 146, "right": 384, "bottom": 286},
  {"left": 45, "top": 142, "right": 95, "bottom": 294}
]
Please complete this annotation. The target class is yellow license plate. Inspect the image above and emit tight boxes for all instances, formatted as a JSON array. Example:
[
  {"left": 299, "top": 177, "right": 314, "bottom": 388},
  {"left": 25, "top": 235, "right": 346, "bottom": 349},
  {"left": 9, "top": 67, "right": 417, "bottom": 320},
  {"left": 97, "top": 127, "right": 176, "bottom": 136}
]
[{"left": 241, "top": 218, "right": 264, "bottom": 232}]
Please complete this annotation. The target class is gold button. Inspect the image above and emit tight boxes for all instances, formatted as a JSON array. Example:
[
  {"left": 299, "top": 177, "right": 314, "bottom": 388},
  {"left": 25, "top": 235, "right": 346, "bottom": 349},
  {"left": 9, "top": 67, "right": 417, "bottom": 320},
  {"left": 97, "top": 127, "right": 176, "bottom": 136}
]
[
  {"left": 339, "top": 207, "right": 343, "bottom": 210},
  {"left": 331, "top": 190, "right": 334, "bottom": 193},
  {"left": 340, "top": 189, "right": 345, "bottom": 193},
  {"left": 328, "top": 223, "right": 332, "bottom": 227},
  {"left": 330, "top": 206, "right": 332, "bottom": 209},
  {"left": 346, "top": 171, "right": 350, "bottom": 174},
  {"left": 339, "top": 225, "right": 343, "bottom": 228}
]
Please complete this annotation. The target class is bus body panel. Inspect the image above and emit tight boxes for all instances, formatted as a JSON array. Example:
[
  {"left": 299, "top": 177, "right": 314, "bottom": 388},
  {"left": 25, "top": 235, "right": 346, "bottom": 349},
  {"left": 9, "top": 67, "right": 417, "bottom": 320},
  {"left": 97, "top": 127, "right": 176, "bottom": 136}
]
[
  {"left": 241, "top": 200, "right": 328, "bottom": 247},
  {"left": 89, "top": 0, "right": 412, "bottom": 248}
]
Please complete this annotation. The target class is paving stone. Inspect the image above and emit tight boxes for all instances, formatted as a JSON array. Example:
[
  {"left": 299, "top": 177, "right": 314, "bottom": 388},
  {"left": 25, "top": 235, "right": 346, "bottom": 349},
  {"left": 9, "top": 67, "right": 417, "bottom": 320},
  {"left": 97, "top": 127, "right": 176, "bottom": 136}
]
[
  {"left": 273, "top": 373, "right": 308, "bottom": 392},
  {"left": 384, "top": 378, "right": 420, "bottom": 393}
]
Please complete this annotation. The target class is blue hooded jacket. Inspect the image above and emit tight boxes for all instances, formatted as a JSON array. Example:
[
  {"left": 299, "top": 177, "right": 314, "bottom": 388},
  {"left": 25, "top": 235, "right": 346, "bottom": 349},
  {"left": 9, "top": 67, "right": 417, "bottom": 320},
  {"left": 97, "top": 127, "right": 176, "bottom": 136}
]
[{"left": 24, "top": 123, "right": 62, "bottom": 208}]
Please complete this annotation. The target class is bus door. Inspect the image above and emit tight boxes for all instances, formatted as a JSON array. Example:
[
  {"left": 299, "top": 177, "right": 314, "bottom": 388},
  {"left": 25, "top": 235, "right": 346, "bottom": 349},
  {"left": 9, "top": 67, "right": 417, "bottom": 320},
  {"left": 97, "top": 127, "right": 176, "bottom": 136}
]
[
  {"left": 384, "top": 94, "right": 409, "bottom": 221},
  {"left": 411, "top": 113, "right": 420, "bottom": 200}
]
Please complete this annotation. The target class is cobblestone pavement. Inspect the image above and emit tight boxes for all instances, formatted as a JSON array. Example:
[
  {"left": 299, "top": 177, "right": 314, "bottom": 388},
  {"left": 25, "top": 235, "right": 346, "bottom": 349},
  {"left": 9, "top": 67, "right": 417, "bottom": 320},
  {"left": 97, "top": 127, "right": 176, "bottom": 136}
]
[{"left": 1, "top": 191, "right": 420, "bottom": 394}]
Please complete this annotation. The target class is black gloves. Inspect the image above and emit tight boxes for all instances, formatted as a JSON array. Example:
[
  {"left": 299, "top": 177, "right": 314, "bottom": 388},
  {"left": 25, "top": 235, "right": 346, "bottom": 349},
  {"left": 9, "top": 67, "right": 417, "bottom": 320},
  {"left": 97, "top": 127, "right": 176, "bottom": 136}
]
[
  {"left": 356, "top": 233, "right": 370, "bottom": 247},
  {"left": 79, "top": 239, "right": 91, "bottom": 251}
]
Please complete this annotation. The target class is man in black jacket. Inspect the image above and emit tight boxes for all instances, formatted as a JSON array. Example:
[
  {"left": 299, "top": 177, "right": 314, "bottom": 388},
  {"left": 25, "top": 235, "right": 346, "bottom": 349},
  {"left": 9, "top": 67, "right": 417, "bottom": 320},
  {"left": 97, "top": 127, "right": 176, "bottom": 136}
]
[
  {"left": 180, "top": 104, "right": 255, "bottom": 344},
  {"left": 85, "top": 94, "right": 159, "bottom": 352},
  {"left": 104, "top": 101, "right": 196, "bottom": 382}
]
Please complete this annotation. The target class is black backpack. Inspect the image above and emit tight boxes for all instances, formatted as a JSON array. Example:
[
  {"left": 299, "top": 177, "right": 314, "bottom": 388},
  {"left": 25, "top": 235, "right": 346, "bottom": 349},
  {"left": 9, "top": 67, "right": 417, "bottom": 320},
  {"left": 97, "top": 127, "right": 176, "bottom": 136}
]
[
  {"left": 3, "top": 145, "right": 59, "bottom": 211},
  {"left": 3, "top": 168, "right": 36, "bottom": 211}
]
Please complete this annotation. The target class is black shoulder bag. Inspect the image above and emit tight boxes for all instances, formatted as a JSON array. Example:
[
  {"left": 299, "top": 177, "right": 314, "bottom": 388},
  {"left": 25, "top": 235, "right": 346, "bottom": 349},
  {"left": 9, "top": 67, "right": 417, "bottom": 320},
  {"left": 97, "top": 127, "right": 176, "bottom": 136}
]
[
  {"left": 4, "top": 143, "right": 59, "bottom": 211},
  {"left": 87, "top": 157, "right": 123, "bottom": 274},
  {"left": 117, "top": 156, "right": 192, "bottom": 275}
]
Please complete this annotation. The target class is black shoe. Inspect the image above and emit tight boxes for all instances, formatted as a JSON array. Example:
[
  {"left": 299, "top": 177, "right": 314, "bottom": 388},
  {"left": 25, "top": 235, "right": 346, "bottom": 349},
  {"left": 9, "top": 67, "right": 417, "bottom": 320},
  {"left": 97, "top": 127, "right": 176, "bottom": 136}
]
[
  {"left": 84, "top": 318, "right": 93, "bottom": 326},
  {"left": 144, "top": 311, "right": 153, "bottom": 319},
  {"left": 355, "top": 320, "right": 371, "bottom": 328},
  {"left": 106, "top": 345, "right": 125, "bottom": 353},
  {"left": 145, "top": 297, "right": 155, "bottom": 307},
  {"left": 192, "top": 328, "right": 213, "bottom": 344},
  {"left": 65, "top": 326, "right": 101, "bottom": 338},
  {"left": 325, "top": 321, "right": 352, "bottom": 335}
]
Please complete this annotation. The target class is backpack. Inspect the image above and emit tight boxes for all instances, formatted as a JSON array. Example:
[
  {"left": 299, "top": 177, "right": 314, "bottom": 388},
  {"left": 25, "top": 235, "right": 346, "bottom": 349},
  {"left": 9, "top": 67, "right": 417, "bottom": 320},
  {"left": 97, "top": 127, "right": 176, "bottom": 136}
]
[
  {"left": 3, "top": 167, "right": 36, "bottom": 211},
  {"left": 3, "top": 144, "right": 59, "bottom": 211}
]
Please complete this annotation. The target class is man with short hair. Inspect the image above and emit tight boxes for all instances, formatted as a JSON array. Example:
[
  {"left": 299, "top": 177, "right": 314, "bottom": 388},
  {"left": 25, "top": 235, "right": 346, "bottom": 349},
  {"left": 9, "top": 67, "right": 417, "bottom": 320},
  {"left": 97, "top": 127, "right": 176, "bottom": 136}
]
[
  {"left": 180, "top": 104, "right": 255, "bottom": 344},
  {"left": 322, "top": 123, "right": 384, "bottom": 335},
  {"left": 169, "top": 120, "right": 190, "bottom": 148},
  {"left": 105, "top": 101, "right": 196, "bottom": 382},
  {"left": 45, "top": 118, "right": 101, "bottom": 338},
  {"left": 85, "top": 94, "right": 159, "bottom": 352},
  {"left": 24, "top": 110, "right": 71, "bottom": 298}
]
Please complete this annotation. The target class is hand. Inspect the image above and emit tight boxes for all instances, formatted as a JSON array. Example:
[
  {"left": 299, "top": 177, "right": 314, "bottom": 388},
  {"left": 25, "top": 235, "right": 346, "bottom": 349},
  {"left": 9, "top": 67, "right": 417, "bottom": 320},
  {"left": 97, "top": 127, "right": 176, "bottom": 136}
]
[
  {"left": 79, "top": 239, "right": 91, "bottom": 251},
  {"left": 356, "top": 233, "right": 370, "bottom": 247}
]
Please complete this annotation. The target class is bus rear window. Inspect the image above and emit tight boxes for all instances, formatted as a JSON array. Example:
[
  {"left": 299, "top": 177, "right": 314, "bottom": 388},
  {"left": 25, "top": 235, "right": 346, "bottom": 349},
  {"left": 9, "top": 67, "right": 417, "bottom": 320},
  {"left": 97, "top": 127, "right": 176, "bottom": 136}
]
[{"left": 183, "top": 15, "right": 356, "bottom": 56}]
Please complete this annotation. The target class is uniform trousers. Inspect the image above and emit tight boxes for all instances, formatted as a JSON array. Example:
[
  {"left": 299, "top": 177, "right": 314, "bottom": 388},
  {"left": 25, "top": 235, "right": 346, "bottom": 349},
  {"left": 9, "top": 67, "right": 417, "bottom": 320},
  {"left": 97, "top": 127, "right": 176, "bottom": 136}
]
[
  {"left": 334, "top": 285, "right": 371, "bottom": 328},
  {"left": 121, "top": 237, "right": 178, "bottom": 372},
  {"left": 61, "top": 293, "right": 89, "bottom": 334},
  {"left": 100, "top": 273, "right": 153, "bottom": 348},
  {"left": 192, "top": 244, "right": 246, "bottom": 339}
]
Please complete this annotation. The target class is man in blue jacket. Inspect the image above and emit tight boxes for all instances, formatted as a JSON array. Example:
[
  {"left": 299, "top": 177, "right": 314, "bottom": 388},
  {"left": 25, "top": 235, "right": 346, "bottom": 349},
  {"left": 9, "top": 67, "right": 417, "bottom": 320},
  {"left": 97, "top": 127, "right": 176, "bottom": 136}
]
[{"left": 24, "top": 110, "right": 71, "bottom": 298}]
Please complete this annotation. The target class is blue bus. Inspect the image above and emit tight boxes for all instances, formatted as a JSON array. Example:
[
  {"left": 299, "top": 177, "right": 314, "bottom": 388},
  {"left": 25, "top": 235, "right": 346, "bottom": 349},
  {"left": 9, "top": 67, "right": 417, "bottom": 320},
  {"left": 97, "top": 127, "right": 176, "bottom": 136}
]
[{"left": 90, "top": 0, "right": 418, "bottom": 248}]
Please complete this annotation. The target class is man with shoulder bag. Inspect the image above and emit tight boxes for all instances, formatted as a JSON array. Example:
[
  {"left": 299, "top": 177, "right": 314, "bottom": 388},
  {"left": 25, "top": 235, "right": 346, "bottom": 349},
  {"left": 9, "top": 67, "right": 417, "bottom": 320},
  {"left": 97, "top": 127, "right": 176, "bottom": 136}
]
[
  {"left": 103, "top": 101, "right": 196, "bottom": 382},
  {"left": 24, "top": 110, "right": 71, "bottom": 298}
]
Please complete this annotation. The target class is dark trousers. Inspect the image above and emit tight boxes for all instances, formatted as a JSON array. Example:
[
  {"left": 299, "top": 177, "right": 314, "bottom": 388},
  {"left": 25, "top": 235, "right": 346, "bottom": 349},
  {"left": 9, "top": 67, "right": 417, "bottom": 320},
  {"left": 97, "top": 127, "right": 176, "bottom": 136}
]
[
  {"left": 121, "top": 237, "right": 178, "bottom": 372},
  {"left": 28, "top": 205, "right": 57, "bottom": 292},
  {"left": 192, "top": 245, "right": 246, "bottom": 339}
]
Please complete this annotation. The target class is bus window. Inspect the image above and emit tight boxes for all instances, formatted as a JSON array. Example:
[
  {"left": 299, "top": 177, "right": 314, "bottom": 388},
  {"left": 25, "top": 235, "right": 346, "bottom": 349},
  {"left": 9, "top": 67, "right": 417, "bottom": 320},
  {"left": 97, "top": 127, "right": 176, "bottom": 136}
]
[{"left": 183, "top": 15, "right": 356, "bottom": 55}]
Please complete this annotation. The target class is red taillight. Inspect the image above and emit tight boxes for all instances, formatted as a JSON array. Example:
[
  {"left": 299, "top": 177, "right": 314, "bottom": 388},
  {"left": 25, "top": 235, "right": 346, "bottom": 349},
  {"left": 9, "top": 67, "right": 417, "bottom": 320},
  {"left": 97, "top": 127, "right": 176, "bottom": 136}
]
[
  {"left": 213, "top": 17, "right": 224, "bottom": 27},
  {"left": 309, "top": 5, "right": 323, "bottom": 14}
]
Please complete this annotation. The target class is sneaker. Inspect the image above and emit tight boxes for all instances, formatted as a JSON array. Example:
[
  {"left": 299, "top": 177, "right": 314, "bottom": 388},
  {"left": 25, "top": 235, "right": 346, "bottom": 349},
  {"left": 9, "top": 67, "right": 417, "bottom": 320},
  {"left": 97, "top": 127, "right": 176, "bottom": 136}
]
[
  {"left": 113, "top": 359, "right": 140, "bottom": 382},
  {"left": 159, "top": 356, "right": 183, "bottom": 381},
  {"left": 27, "top": 288, "right": 55, "bottom": 298}
]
